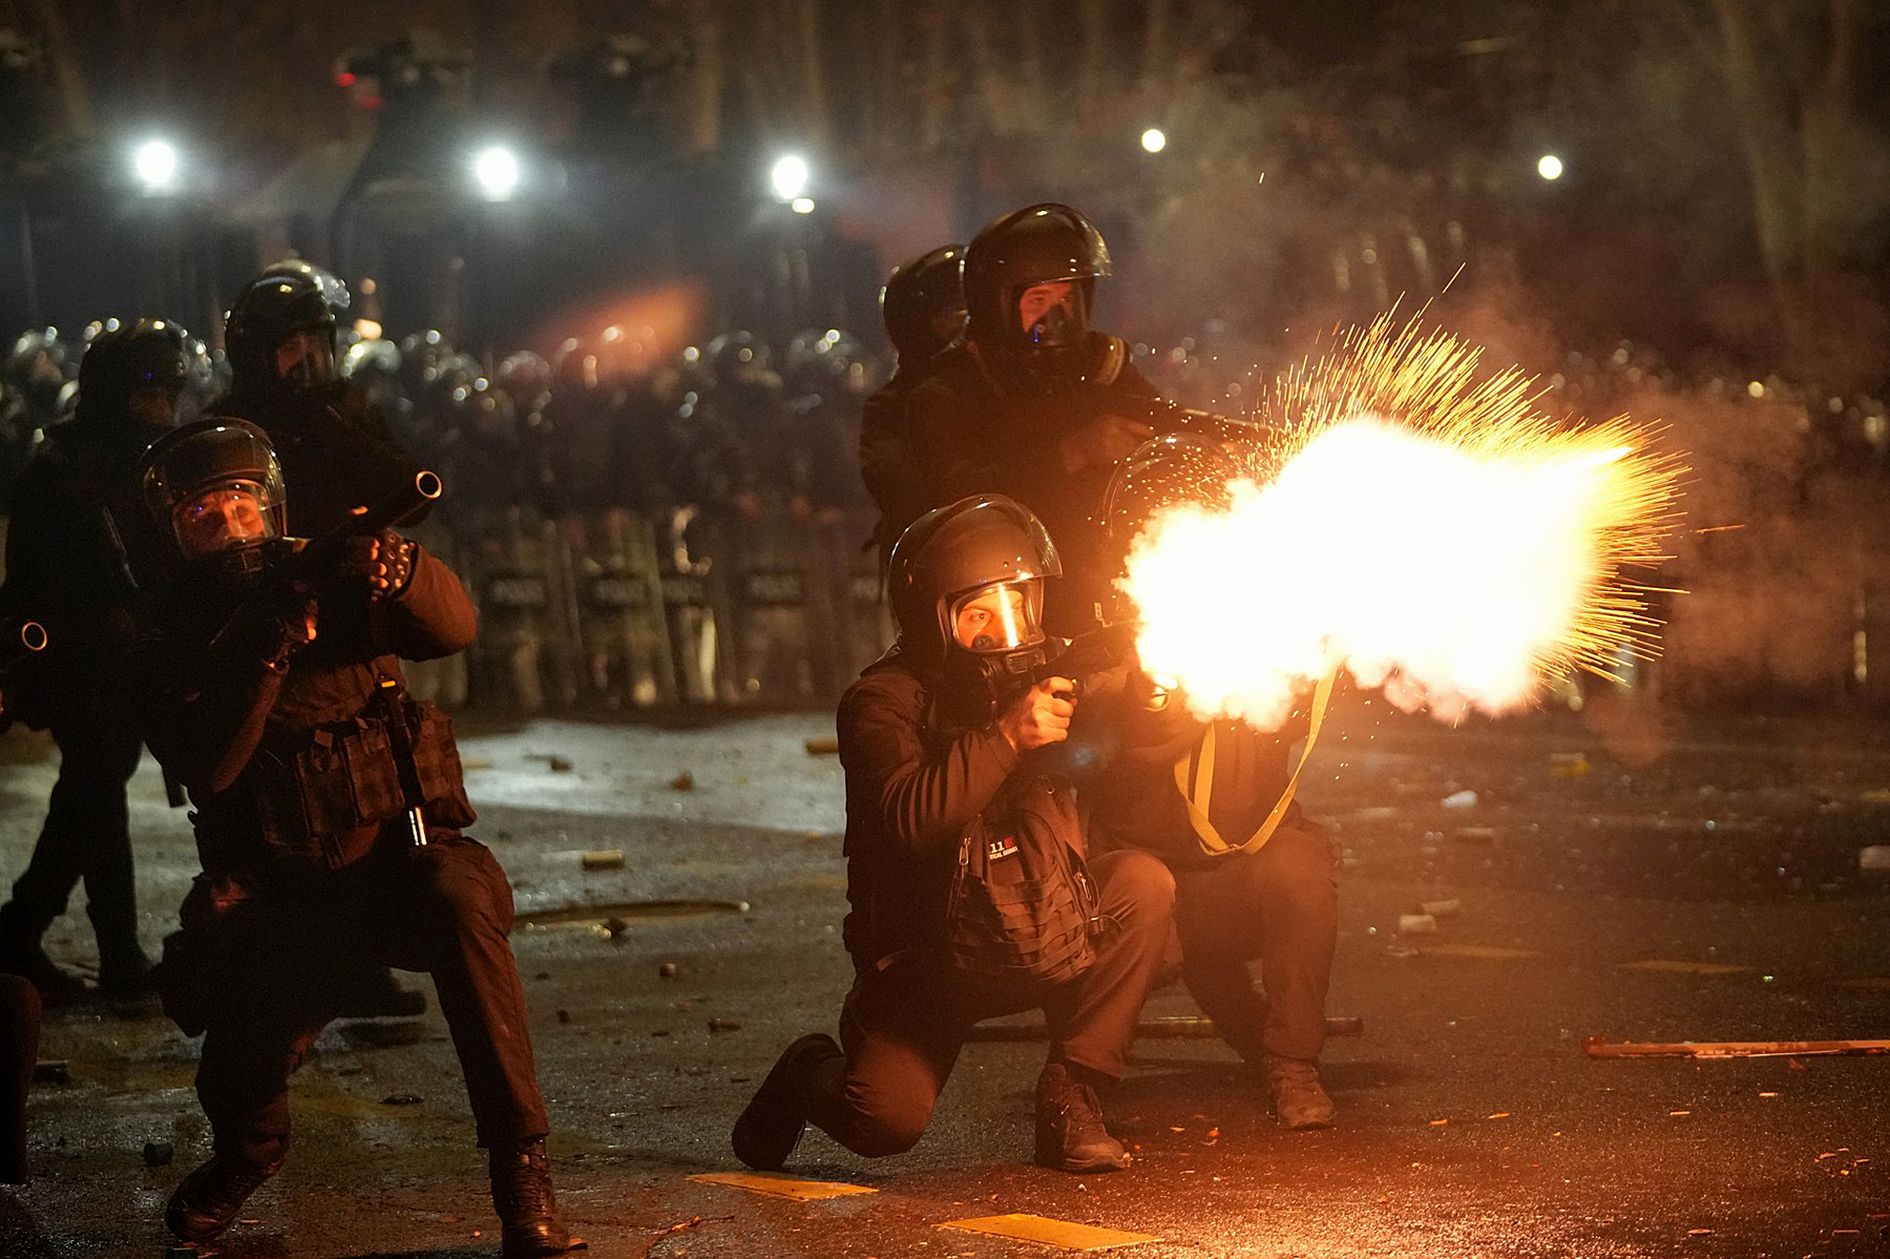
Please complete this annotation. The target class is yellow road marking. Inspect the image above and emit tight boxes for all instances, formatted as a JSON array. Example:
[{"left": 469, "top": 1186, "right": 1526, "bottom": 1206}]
[
  {"left": 940, "top": 1213, "right": 1161, "bottom": 1251},
  {"left": 689, "top": 1171, "right": 877, "bottom": 1201},
  {"left": 1420, "top": 944, "right": 1540, "bottom": 960},
  {"left": 1616, "top": 960, "right": 1753, "bottom": 975}
]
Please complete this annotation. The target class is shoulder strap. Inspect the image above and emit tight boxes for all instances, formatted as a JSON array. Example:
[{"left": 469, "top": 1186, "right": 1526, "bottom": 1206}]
[{"left": 1173, "top": 668, "right": 1336, "bottom": 856}]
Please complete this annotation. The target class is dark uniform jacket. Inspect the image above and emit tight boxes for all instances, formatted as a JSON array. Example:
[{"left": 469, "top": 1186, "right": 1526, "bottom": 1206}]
[
  {"left": 0, "top": 422, "right": 161, "bottom": 720},
  {"left": 215, "top": 386, "right": 424, "bottom": 536},
  {"left": 1083, "top": 684, "right": 1312, "bottom": 871},
  {"left": 858, "top": 359, "right": 939, "bottom": 560},
  {"left": 839, "top": 653, "right": 1085, "bottom": 973},
  {"left": 905, "top": 335, "right": 1160, "bottom": 629},
  {"left": 135, "top": 548, "right": 477, "bottom": 881}
]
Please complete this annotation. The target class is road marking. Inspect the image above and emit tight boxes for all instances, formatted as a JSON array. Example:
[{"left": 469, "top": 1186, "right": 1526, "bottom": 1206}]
[
  {"left": 940, "top": 1213, "right": 1161, "bottom": 1251},
  {"left": 1616, "top": 960, "right": 1753, "bottom": 975},
  {"left": 1419, "top": 944, "right": 1540, "bottom": 960},
  {"left": 690, "top": 1171, "right": 877, "bottom": 1201}
]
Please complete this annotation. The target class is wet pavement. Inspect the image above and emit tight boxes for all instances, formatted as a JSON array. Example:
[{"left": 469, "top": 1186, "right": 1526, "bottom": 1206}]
[{"left": 2, "top": 694, "right": 1888, "bottom": 1257}]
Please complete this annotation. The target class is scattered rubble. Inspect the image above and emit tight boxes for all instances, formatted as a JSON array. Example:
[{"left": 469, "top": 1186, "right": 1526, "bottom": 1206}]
[
  {"left": 1442, "top": 790, "right": 1479, "bottom": 809},
  {"left": 581, "top": 849, "right": 626, "bottom": 870},
  {"left": 669, "top": 770, "right": 696, "bottom": 791},
  {"left": 142, "top": 1141, "right": 173, "bottom": 1167}
]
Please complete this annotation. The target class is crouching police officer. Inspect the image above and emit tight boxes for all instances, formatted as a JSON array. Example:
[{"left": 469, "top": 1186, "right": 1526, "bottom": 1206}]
[
  {"left": 732, "top": 496, "right": 1173, "bottom": 1173},
  {"left": 129, "top": 421, "right": 579, "bottom": 1256}
]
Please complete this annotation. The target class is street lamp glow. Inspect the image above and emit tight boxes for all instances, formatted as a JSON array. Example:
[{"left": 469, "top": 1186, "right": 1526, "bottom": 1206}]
[
  {"left": 790, "top": 197, "right": 816, "bottom": 215},
  {"left": 472, "top": 145, "right": 522, "bottom": 200},
  {"left": 770, "top": 154, "right": 810, "bottom": 202},
  {"left": 1536, "top": 153, "right": 1565, "bottom": 181},
  {"left": 132, "top": 139, "right": 180, "bottom": 192},
  {"left": 1141, "top": 127, "right": 1168, "bottom": 154}
]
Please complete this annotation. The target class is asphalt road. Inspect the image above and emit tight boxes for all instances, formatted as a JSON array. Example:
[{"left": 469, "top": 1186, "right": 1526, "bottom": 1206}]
[{"left": 1, "top": 694, "right": 1886, "bottom": 1258}]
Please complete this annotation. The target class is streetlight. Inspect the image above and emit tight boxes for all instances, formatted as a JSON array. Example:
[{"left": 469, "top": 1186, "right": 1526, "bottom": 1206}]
[
  {"left": 770, "top": 153, "right": 810, "bottom": 202},
  {"left": 1140, "top": 127, "right": 1168, "bottom": 154},
  {"left": 1536, "top": 153, "right": 1565, "bottom": 181},
  {"left": 790, "top": 197, "right": 816, "bottom": 215},
  {"left": 472, "top": 144, "right": 522, "bottom": 200},
  {"left": 132, "top": 138, "right": 181, "bottom": 193}
]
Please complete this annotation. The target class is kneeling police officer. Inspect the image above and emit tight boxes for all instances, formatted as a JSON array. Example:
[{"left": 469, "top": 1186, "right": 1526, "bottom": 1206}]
[
  {"left": 130, "top": 421, "right": 578, "bottom": 1256},
  {"left": 733, "top": 496, "right": 1173, "bottom": 1173}
]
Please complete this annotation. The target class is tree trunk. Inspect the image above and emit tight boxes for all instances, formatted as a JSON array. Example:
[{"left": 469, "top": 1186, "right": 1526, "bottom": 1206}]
[
  {"left": 684, "top": 0, "right": 724, "bottom": 153},
  {"left": 25, "top": 0, "right": 95, "bottom": 134}
]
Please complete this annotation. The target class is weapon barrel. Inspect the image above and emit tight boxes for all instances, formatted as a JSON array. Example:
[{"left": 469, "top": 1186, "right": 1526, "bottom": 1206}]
[{"left": 280, "top": 470, "right": 443, "bottom": 584}]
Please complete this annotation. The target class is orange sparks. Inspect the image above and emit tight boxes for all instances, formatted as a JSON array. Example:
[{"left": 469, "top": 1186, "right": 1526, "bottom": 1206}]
[{"left": 1117, "top": 317, "right": 1688, "bottom": 728}]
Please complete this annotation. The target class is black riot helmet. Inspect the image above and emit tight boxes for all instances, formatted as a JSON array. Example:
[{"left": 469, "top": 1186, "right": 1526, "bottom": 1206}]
[
  {"left": 881, "top": 244, "right": 966, "bottom": 366},
  {"left": 258, "top": 258, "right": 352, "bottom": 318},
  {"left": 964, "top": 204, "right": 1111, "bottom": 363},
  {"left": 887, "top": 494, "right": 1061, "bottom": 672},
  {"left": 225, "top": 272, "right": 340, "bottom": 399},
  {"left": 138, "top": 419, "right": 288, "bottom": 581},
  {"left": 75, "top": 317, "right": 190, "bottom": 436}
]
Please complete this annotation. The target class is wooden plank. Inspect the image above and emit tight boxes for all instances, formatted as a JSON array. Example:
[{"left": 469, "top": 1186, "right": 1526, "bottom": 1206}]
[
  {"left": 689, "top": 1171, "right": 878, "bottom": 1201},
  {"left": 1420, "top": 944, "right": 1540, "bottom": 960},
  {"left": 1584, "top": 1036, "right": 1890, "bottom": 1060},
  {"left": 940, "top": 1213, "right": 1161, "bottom": 1252}
]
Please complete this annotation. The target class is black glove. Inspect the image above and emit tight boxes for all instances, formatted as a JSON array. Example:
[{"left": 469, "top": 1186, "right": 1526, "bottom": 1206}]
[{"left": 343, "top": 530, "right": 417, "bottom": 601}]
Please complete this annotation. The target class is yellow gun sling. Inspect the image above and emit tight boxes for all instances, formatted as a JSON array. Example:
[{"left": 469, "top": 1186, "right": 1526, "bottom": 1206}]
[{"left": 1173, "top": 668, "right": 1337, "bottom": 856}]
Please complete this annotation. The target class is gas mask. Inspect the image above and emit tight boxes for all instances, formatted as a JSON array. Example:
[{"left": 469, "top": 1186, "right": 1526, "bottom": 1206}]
[{"left": 940, "top": 578, "right": 1053, "bottom": 719}]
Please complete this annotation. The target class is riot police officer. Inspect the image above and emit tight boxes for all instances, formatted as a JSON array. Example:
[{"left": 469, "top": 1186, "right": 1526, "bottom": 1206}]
[
  {"left": 131, "top": 420, "right": 578, "bottom": 1257},
  {"left": 216, "top": 267, "right": 418, "bottom": 529},
  {"left": 861, "top": 244, "right": 965, "bottom": 564},
  {"left": 0, "top": 318, "right": 187, "bottom": 999},
  {"left": 733, "top": 496, "right": 1174, "bottom": 1173},
  {"left": 905, "top": 205, "right": 1162, "bottom": 633},
  {"left": 215, "top": 267, "right": 431, "bottom": 1016}
]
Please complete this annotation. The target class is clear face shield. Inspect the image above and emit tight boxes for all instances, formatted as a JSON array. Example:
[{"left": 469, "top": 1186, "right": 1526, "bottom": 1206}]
[
  {"left": 273, "top": 329, "right": 338, "bottom": 390},
  {"left": 172, "top": 479, "right": 283, "bottom": 561},
  {"left": 1015, "top": 280, "right": 1092, "bottom": 351},
  {"left": 947, "top": 579, "right": 1047, "bottom": 655}
]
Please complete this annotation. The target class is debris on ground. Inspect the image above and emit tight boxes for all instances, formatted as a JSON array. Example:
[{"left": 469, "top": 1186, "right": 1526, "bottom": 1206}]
[
  {"left": 1399, "top": 913, "right": 1440, "bottom": 935},
  {"left": 526, "top": 752, "right": 575, "bottom": 772},
  {"left": 1549, "top": 752, "right": 1592, "bottom": 778},
  {"left": 804, "top": 735, "right": 839, "bottom": 755},
  {"left": 636, "top": 1215, "right": 733, "bottom": 1259},
  {"left": 142, "top": 1140, "right": 174, "bottom": 1167},
  {"left": 581, "top": 849, "right": 626, "bottom": 871},
  {"left": 707, "top": 1018, "right": 741, "bottom": 1034},
  {"left": 669, "top": 770, "right": 695, "bottom": 791},
  {"left": 557, "top": 1010, "right": 571, "bottom": 1025},
  {"left": 659, "top": 962, "right": 679, "bottom": 979},
  {"left": 1860, "top": 845, "right": 1890, "bottom": 873},
  {"left": 1453, "top": 826, "right": 1498, "bottom": 844},
  {"left": 381, "top": 1093, "right": 424, "bottom": 1105},
  {"left": 1419, "top": 898, "right": 1462, "bottom": 917},
  {"left": 32, "top": 1060, "right": 69, "bottom": 1084},
  {"left": 1441, "top": 789, "right": 1479, "bottom": 809},
  {"left": 1584, "top": 1036, "right": 1890, "bottom": 1060},
  {"left": 603, "top": 915, "right": 631, "bottom": 941}
]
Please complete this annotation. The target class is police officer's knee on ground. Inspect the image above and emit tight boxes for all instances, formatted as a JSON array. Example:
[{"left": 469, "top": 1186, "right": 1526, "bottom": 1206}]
[
  {"left": 128, "top": 421, "right": 579, "bottom": 1257},
  {"left": 732, "top": 495, "right": 1173, "bottom": 1174}
]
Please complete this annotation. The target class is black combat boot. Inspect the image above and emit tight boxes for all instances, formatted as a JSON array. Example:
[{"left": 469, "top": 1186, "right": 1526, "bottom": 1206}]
[
  {"left": 489, "top": 1138, "right": 581, "bottom": 1257},
  {"left": 1033, "top": 1062, "right": 1129, "bottom": 1173},
  {"left": 731, "top": 1032, "right": 839, "bottom": 1171},
  {"left": 165, "top": 1154, "right": 281, "bottom": 1242},
  {"left": 1264, "top": 1053, "right": 1336, "bottom": 1129},
  {"left": 91, "top": 906, "right": 155, "bottom": 997},
  {"left": 338, "top": 964, "right": 428, "bottom": 1018}
]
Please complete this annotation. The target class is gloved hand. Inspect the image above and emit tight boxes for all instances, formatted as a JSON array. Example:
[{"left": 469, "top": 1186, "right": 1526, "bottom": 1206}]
[
  {"left": 222, "top": 588, "right": 318, "bottom": 673},
  {"left": 343, "top": 530, "right": 417, "bottom": 601}
]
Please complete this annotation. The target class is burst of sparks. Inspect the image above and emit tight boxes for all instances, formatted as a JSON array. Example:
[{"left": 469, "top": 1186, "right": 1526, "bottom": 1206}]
[{"left": 1117, "top": 316, "right": 1689, "bottom": 729}]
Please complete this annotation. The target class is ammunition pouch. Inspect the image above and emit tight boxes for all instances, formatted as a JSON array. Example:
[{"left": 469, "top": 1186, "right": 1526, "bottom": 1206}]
[
  {"left": 944, "top": 774, "right": 1101, "bottom": 985},
  {"left": 248, "top": 700, "right": 476, "bottom": 870}
]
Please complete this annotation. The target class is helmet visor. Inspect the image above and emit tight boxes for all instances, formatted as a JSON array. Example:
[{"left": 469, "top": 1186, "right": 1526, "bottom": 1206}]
[
  {"left": 172, "top": 479, "right": 282, "bottom": 559},
  {"left": 275, "top": 329, "right": 337, "bottom": 389},
  {"left": 947, "top": 579, "right": 1045, "bottom": 654}
]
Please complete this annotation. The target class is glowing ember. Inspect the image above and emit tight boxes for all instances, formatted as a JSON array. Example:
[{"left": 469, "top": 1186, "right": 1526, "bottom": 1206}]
[{"left": 1118, "top": 318, "right": 1687, "bottom": 729}]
